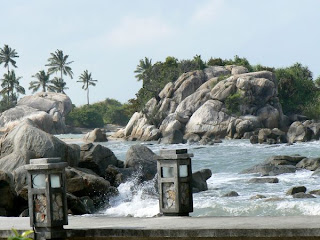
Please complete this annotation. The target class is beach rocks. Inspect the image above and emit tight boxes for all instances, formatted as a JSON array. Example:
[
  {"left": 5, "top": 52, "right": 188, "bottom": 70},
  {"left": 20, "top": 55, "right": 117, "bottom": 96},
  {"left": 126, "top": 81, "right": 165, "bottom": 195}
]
[
  {"left": 286, "top": 186, "right": 307, "bottom": 195},
  {"left": 292, "top": 193, "right": 315, "bottom": 198},
  {"left": 83, "top": 128, "right": 107, "bottom": 142},
  {"left": 0, "top": 119, "right": 80, "bottom": 172},
  {"left": 192, "top": 169, "right": 212, "bottom": 192},
  {"left": 248, "top": 177, "right": 279, "bottom": 183},
  {"left": 79, "top": 143, "right": 123, "bottom": 176},
  {"left": 124, "top": 145, "right": 158, "bottom": 181},
  {"left": 222, "top": 191, "right": 239, "bottom": 197},
  {"left": 0, "top": 92, "right": 72, "bottom": 134},
  {"left": 117, "top": 66, "right": 287, "bottom": 144},
  {"left": 287, "top": 121, "right": 313, "bottom": 143}
]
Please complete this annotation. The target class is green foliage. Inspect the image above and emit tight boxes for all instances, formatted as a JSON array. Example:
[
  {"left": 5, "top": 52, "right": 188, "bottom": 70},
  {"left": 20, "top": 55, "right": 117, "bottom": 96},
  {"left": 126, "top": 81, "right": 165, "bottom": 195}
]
[
  {"left": 225, "top": 91, "right": 243, "bottom": 115},
  {"left": 29, "top": 70, "right": 52, "bottom": 93},
  {"left": 66, "top": 105, "right": 104, "bottom": 128},
  {"left": 252, "top": 64, "right": 275, "bottom": 72},
  {"left": 275, "top": 63, "right": 317, "bottom": 116},
  {"left": 207, "top": 55, "right": 253, "bottom": 71},
  {"left": 0, "top": 44, "right": 19, "bottom": 72},
  {"left": 207, "top": 57, "right": 225, "bottom": 66},
  {"left": 66, "top": 98, "right": 130, "bottom": 127},
  {"left": 315, "top": 76, "right": 320, "bottom": 88},
  {"left": 8, "top": 229, "right": 33, "bottom": 240}
]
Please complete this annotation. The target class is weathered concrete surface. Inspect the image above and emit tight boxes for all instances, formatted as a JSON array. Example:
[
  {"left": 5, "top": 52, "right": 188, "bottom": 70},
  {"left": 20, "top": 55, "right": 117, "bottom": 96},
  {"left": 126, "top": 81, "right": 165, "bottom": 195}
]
[{"left": 2, "top": 216, "right": 320, "bottom": 239}]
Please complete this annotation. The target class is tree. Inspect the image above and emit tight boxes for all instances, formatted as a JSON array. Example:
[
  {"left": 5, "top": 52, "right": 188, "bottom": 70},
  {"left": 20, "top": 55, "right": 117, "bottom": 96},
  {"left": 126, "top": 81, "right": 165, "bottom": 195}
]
[
  {"left": 45, "top": 49, "right": 74, "bottom": 89},
  {"left": 50, "top": 77, "right": 69, "bottom": 94},
  {"left": 0, "top": 44, "right": 19, "bottom": 74},
  {"left": 77, "top": 70, "right": 97, "bottom": 105},
  {"left": 275, "top": 63, "right": 317, "bottom": 115},
  {"left": 29, "top": 70, "right": 52, "bottom": 93},
  {"left": 134, "top": 57, "right": 152, "bottom": 86},
  {"left": 1, "top": 70, "right": 25, "bottom": 106},
  {"left": 193, "top": 54, "right": 206, "bottom": 70}
]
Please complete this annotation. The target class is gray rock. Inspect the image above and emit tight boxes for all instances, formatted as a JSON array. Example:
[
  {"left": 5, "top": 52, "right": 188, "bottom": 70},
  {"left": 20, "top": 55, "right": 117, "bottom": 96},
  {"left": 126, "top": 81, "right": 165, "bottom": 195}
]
[
  {"left": 241, "top": 163, "right": 296, "bottom": 176},
  {"left": 0, "top": 119, "right": 79, "bottom": 172},
  {"left": 83, "top": 128, "right": 107, "bottom": 142},
  {"left": 287, "top": 121, "right": 313, "bottom": 143},
  {"left": 67, "top": 193, "right": 95, "bottom": 215},
  {"left": 248, "top": 177, "right": 279, "bottom": 183},
  {"left": 185, "top": 100, "right": 231, "bottom": 137},
  {"left": 192, "top": 169, "right": 212, "bottom": 192},
  {"left": 222, "top": 191, "right": 239, "bottom": 197},
  {"left": 66, "top": 167, "right": 117, "bottom": 199},
  {"left": 231, "top": 66, "right": 248, "bottom": 75},
  {"left": 250, "top": 194, "right": 267, "bottom": 200},
  {"left": 124, "top": 145, "right": 158, "bottom": 181},
  {"left": 160, "top": 129, "right": 184, "bottom": 144},
  {"left": 292, "top": 193, "right": 315, "bottom": 198},
  {"left": 79, "top": 143, "right": 123, "bottom": 176},
  {"left": 287, "top": 186, "right": 307, "bottom": 195},
  {"left": 0, "top": 171, "right": 15, "bottom": 216},
  {"left": 309, "top": 189, "right": 320, "bottom": 195},
  {"left": 296, "top": 158, "right": 320, "bottom": 171},
  {"left": 17, "top": 92, "right": 72, "bottom": 116}
]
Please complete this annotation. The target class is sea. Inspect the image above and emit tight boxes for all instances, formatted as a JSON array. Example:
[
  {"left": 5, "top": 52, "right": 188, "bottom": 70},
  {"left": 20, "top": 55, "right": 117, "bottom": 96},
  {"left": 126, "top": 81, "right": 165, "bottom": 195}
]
[{"left": 57, "top": 134, "right": 320, "bottom": 217}]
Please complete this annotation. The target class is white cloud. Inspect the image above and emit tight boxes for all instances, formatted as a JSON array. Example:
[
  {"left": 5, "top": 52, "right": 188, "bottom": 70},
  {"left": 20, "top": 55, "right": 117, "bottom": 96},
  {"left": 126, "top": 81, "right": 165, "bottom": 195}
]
[
  {"left": 106, "top": 16, "right": 174, "bottom": 47},
  {"left": 191, "top": 0, "right": 225, "bottom": 24}
]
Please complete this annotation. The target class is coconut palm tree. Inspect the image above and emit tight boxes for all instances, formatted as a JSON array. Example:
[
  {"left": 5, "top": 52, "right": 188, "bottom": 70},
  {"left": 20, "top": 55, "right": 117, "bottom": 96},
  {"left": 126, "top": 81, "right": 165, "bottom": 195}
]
[
  {"left": 77, "top": 70, "right": 97, "bottom": 105},
  {"left": 134, "top": 57, "right": 152, "bottom": 87},
  {"left": 0, "top": 44, "right": 19, "bottom": 74},
  {"left": 45, "top": 49, "right": 74, "bottom": 84},
  {"left": 50, "top": 77, "right": 69, "bottom": 94},
  {"left": 1, "top": 70, "right": 25, "bottom": 106},
  {"left": 29, "top": 70, "right": 52, "bottom": 93}
]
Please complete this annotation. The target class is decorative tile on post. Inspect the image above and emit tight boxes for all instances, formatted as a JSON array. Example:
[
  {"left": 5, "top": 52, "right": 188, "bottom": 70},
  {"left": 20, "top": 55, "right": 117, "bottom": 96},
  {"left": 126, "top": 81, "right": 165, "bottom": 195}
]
[{"left": 156, "top": 149, "right": 193, "bottom": 216}]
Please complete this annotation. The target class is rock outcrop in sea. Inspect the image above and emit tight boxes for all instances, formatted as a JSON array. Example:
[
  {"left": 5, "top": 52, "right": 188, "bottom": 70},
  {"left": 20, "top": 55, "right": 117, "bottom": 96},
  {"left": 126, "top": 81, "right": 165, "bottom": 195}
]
[
  {"left": 114, "top": 66, "right": 287, "bottom": 144},
  {"left": 115, "top": 65, "right": 320, "bottom": 144}
]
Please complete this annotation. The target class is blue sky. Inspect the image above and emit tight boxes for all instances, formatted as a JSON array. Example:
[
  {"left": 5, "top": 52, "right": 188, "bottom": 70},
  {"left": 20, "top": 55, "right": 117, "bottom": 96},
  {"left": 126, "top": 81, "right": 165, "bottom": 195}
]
[{"left": 1, "top": 0, "right": 319, "bottom": 106}]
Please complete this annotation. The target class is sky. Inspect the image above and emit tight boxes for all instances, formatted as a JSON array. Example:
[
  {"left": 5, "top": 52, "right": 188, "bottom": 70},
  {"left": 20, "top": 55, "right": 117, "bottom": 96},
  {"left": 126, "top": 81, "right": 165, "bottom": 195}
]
[{"left": 1, "top": 0, "right": 320, "bottom": 106}]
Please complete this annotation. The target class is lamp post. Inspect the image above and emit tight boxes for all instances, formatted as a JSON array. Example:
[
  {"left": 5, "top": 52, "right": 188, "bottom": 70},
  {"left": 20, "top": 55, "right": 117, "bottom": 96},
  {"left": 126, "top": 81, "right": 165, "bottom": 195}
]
[
  {"left": 157, "top": 149, "right": 193, "bottom": 216},
  {"left": 25, "top": 158, "right": 68, "bottom": 240}
]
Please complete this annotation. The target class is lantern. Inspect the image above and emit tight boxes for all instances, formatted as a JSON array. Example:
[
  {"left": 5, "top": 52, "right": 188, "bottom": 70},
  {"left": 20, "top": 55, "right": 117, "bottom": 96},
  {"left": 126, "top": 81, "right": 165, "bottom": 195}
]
[
  {"left": 157, "top": 149, "right": 193, "bottom": 216},
  {"left": 25, "top": 158, "right": 68, "bottom": 239}
]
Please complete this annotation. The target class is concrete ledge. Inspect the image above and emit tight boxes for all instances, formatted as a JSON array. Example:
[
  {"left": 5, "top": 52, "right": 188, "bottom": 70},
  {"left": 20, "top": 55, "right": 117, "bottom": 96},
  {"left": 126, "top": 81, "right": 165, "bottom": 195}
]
[{"left": 2, "top": 216, "right": 320, "bottom": 239}]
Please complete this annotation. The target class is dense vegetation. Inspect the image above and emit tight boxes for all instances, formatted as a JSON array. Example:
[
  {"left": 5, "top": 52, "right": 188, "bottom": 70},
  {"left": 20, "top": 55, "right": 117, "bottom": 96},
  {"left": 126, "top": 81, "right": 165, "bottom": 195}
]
[{"left": 66, "top": 98, "right": 130, "bottom": 128}]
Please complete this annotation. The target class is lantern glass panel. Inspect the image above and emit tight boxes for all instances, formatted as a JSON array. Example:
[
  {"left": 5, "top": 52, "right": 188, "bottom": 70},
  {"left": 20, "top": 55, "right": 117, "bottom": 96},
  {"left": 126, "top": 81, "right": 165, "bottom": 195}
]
[
  {"left": 32, "top": 174, "right": 46, "bottom": 189},
  {"left": 50, "top": 174, "right": 61, "bottom": 188},
  {"left": 162, "top": 167, "right": 174, "bottom": 178},
  {"left": 179, "top": 165, "right": 188, "bottom": 177}
]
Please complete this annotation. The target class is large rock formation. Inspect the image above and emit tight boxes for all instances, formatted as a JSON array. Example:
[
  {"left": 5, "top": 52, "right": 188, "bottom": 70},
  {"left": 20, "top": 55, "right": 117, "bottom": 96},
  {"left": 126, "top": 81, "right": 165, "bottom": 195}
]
[
  {"left": 0, "top": 92, "right": 72, "bottom": 134},
  {"left": 114, "top": 66, "right": 287, "bottom": 144},
  {"left": 0, "top": 119, "right": 121, "bottom": 216}
]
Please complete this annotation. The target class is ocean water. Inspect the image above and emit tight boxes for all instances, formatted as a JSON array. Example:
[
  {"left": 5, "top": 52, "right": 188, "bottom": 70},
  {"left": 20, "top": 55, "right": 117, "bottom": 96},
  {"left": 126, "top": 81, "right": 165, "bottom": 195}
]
[{"left": 58, "top": 135, "right": 320, "bottom": 217}]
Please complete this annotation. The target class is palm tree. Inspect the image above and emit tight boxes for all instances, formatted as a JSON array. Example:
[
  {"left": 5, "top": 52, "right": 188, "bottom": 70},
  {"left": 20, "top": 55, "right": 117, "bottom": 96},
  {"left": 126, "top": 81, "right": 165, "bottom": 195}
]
[
  {"left": 45, "top": 49, "right": 74, "bottom": 83},
  {"left": 134, "top": 57, "right": 152, "bottom": 87},
  {"left": 1, "top": 70, "right": 25, "bottom": 106},
  {"left": 50, "top": 77, "right": 69, "bottom": 94},
  {"left": 77, "top": 70, "right": 97, "bottom": 105},
  {"left": 29, "top": 70, "right": 52, "bottom": 93},
  {"left": 0, "top": 44, "right": 19, "bottom": 74}
]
